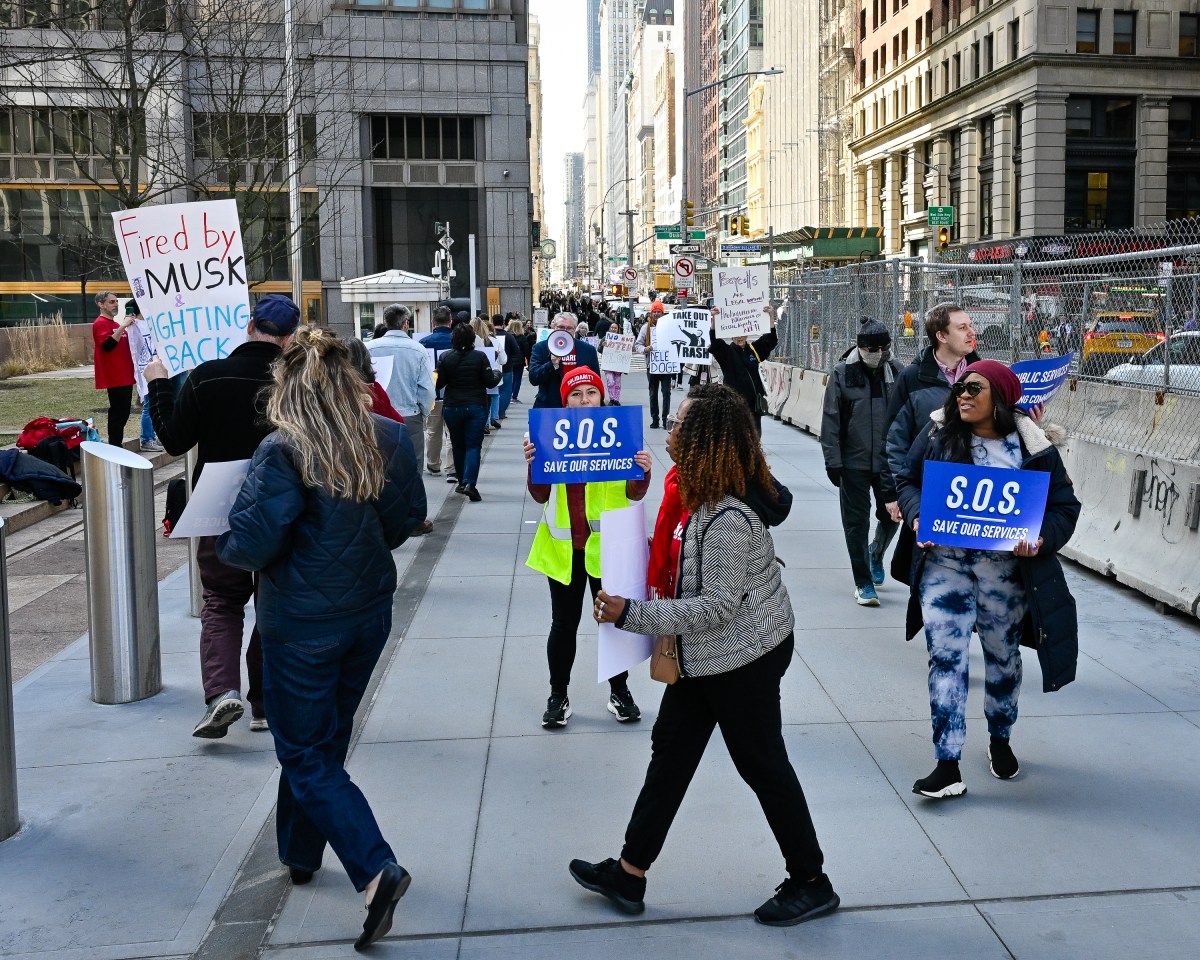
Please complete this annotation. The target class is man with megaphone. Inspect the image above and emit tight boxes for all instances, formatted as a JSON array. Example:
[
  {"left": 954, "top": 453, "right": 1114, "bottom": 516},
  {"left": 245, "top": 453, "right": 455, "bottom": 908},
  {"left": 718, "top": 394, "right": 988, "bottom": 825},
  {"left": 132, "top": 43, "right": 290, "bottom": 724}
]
[{"left": 528, "top": 311, "right": 602, "bottom": 408}]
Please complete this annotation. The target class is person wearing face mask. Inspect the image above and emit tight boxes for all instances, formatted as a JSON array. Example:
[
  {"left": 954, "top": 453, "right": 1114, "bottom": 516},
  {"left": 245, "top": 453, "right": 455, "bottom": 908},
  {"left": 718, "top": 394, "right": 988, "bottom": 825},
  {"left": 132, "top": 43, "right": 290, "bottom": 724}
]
[{"left": 821, "top": 318, "right": 904, "bottom": 606}]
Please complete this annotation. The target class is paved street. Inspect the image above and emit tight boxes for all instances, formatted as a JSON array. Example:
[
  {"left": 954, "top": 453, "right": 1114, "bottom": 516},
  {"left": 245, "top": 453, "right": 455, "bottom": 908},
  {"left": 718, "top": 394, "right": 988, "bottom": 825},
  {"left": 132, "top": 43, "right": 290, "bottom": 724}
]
[{"left": 2, "top": 375, "right": 1199, "bottom": 960}]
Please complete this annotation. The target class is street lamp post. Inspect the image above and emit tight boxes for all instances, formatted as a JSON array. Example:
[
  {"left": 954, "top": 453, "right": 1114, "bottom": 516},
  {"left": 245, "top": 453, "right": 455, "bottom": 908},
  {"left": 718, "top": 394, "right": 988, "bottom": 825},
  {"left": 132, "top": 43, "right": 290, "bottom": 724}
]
[{"left": 588, "top": 177, "right": 634, "bottom": 292}]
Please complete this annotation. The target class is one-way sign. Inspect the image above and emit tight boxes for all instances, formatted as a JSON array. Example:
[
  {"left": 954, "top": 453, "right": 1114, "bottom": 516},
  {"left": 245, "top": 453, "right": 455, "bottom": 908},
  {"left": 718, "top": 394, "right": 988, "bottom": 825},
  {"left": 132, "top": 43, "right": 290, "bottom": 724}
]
[{"left": 669, "top": 243, "right": 702, "bottom": 255}]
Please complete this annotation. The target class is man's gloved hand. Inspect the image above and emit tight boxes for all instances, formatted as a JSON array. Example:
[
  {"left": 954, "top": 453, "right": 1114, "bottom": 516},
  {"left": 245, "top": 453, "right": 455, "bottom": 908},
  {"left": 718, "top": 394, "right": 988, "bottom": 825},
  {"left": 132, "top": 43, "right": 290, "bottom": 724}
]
[{"left": 826, "top": 467, "right": 842, "bottom": 488}]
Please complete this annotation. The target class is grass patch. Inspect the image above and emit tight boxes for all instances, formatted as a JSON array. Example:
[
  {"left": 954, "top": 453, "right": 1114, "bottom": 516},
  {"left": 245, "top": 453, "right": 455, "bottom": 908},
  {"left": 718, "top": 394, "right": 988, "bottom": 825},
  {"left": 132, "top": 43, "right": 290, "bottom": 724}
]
[{"left": 0, "top": 378, "right": 109, "bottom": 444}]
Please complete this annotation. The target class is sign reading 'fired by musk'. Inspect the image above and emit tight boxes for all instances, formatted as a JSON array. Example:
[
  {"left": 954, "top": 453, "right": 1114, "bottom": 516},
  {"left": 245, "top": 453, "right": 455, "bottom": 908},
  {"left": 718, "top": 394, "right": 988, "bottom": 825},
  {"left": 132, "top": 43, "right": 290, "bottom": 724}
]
[{"left": 112, "top": 199, "right": 250, "bottom": 375}]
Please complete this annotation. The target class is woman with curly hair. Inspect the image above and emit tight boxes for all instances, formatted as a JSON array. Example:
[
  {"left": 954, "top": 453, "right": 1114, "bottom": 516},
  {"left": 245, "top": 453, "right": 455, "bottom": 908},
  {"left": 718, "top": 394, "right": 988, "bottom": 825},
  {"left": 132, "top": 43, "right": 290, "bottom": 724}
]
[
  {"left": 218, "top": 327, "right": 427, "bottom": 950},
  {"left": 571, "top": 383, "right": 839, "bottom": 929}
]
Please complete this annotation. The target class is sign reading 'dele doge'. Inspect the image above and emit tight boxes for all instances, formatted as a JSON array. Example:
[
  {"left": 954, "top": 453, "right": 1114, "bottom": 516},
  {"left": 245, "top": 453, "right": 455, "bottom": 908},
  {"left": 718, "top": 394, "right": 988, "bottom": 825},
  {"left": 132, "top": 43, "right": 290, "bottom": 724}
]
[{"left": 111, "top": 199, "right": 250, "bottom": 375}]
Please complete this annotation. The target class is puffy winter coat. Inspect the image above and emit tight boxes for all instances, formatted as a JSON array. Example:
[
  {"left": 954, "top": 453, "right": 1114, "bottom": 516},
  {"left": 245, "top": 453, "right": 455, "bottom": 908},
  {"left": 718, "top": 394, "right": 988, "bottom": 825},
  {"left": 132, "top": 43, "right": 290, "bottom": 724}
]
[
  {"left": 895, "top": 412, "right": 1082, "bottom": 693},
  {"left": 216, "top": 415, "right": 426, "bottom": 639},
  {"left": 821, "top": 348, "right": 903, "bottom": 474}
]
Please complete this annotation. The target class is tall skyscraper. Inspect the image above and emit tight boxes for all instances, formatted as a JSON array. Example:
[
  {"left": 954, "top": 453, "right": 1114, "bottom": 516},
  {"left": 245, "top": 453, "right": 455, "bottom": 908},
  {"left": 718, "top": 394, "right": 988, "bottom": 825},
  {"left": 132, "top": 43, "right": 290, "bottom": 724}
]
[
  {"left": 563, "top": 152, "right": 586, "bottom": 281},
  {"left": 718, "top": 0, "right": 764, "bottom": 214},
  {"left": 588, "top": 0, "right": 603, "bottom": 78}
]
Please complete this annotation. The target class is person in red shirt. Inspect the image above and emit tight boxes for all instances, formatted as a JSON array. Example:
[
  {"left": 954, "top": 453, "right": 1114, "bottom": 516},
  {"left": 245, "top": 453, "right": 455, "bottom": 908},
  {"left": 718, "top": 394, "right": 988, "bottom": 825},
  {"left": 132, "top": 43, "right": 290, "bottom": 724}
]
[{"left": 91, "top": 290, "right": 137, "bottom": 446}]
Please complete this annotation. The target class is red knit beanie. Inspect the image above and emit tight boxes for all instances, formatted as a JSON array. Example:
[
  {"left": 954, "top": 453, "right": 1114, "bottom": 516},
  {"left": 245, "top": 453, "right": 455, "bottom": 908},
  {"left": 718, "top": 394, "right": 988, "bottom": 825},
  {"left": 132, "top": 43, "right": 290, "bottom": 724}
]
[
  {"left": 962, "top": 359, "right": 1022, "bottom": 408},
  {"left": 560, "top": 367, "right": 606, "bottom": 405}
]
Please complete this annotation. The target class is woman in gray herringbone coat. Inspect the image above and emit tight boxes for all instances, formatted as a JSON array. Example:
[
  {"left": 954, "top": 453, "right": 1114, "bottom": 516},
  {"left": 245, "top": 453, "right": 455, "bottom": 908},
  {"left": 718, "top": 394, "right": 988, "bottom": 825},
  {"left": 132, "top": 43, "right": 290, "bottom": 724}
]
[{"left": 571, "top": 384, "right": 840, "bottom": 929}]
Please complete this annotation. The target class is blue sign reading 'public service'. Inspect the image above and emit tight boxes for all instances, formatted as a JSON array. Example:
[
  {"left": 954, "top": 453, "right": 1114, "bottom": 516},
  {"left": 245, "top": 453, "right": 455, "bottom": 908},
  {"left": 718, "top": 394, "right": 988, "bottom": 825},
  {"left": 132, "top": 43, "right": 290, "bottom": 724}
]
[
  {"left": 919, "top": 460, "right": 1051, "bottom": 552},
  {"left": 528, "top": 407, "right": 645, "bottom": 484},
  {"left": 1011, "top": 352, "right": 1074, "bottom": 409}
]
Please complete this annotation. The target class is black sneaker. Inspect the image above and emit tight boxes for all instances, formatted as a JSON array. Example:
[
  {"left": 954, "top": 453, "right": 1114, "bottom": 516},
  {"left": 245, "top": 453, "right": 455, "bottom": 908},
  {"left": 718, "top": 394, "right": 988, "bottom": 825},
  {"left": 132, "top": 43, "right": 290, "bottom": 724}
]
[
  {"left": 568, "top": 857, "right": 646, "bottom": 915},
  {"left": 192, "top": 691, "right": 244, "bottom": 739},
  {"left": 754, "top": 873, "right": 840, "bottom": 927},
  {"left": 446, "top": 474, "right": 459, "bottom": 484},
  {"left": 650, "top": 419, "right": 660, "bottom": 429},
  {"left": 988, "top": 737, "right": 1020, "bottom": 780},
  {"left": 542, "top": 693, "right": 571, "bottom": 728},
  {"left": 455, "top": 482, "right": 468, "bottom": 495},
  {"left": 913, "top": 760, "right": 967, "bottom": 799},
  {"left": 607, "top": 689, "right": 641, "bottom": 723}
]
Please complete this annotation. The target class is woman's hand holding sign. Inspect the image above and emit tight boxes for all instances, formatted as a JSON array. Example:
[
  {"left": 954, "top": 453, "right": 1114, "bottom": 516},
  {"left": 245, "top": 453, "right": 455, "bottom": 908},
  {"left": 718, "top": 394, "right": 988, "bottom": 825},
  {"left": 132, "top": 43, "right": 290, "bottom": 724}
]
[
  {"left": 1013, "top": 537, "right": 1043, "bottom": 557},
  {"left": 633, "top": 450, "right": 652, "bottom": 473}
]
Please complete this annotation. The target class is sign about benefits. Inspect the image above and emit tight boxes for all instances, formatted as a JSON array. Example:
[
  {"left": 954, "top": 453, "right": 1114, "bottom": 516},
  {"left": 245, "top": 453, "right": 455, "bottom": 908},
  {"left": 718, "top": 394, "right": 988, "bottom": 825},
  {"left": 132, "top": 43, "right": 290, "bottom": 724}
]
[
  {"left": 601, "top": 332, "right": 635, "bottom": 373},
  {"left": 112, "top": 199, "right": 250, "bottom": 375},
  {"left": 528, "top": 407, "right": 644, "bottom": 484},
  {"left": 1011, "top": 352, "right": 1074, "bottom": 409},
  {"left": 919, "top": 461, "right": 1051, "bottom": 552},
  {"left": 657, "top": 308, "right": 712, "bottom": 365},
  {"left": 713, "top": 265, "right": 771, "bottom": 339},
  {"left": 170, "top": 459, "right": 252, "bottom": 538}
]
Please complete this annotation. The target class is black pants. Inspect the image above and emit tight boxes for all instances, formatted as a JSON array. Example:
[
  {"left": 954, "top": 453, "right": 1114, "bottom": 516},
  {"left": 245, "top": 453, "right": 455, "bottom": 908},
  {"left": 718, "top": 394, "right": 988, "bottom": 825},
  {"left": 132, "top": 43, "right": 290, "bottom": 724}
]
[
  {"left": 106, "top": 385, "right": 133, "bottom": 447},
  {"left": 646, "top": 373, "right": 672, "bottom": 424},
  {"left": 547, "top": 549, "right": 628, "bottom": 695},
  {"left": 621, "top": 634, "right": 825, "bottom": 880},
  {"left": 838, "top": 469, "right": 900, "bottom": 587}
]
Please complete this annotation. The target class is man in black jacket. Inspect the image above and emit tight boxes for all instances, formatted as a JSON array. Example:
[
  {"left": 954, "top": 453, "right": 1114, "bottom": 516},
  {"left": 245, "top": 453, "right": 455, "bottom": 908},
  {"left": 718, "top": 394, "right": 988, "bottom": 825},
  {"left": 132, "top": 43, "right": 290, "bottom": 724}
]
[
  {"left": 144, "top": 294, "right": 299, "bottom": 739},
  {"left": 528, "top": 311, "right": 601, "bottom": 408},
  {"left": 821, "top": 319, "right": 904, "bottom": 606}
]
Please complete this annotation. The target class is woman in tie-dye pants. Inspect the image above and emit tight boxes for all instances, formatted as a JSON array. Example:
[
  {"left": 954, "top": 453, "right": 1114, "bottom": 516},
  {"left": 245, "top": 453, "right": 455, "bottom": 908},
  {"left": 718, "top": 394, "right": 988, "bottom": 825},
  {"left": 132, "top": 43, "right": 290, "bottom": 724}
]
[{"left": 896, "top": 360, "right": 1081, "bottom": 801}]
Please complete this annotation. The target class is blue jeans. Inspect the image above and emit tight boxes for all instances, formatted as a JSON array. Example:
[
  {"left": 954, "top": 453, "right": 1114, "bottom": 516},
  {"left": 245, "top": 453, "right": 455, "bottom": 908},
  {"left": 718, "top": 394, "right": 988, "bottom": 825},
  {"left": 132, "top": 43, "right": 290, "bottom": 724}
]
[
  {"left": 512, "top": 366, "right": 524, "bottom": 401},
  {"left": 442, "top": 404, "right": 487, "bottom": 485},
  {"left": 488, "top": 391, "right": 500, "bottom": 423},
  {"left": 498, "top": 371, "right": 514, "bottom": 418},
  {"left": 263, "top": 609, "right": 395, "bottom": 891},
  {"left": 139, "top": 402, "right": 155, "bottom": 444}
]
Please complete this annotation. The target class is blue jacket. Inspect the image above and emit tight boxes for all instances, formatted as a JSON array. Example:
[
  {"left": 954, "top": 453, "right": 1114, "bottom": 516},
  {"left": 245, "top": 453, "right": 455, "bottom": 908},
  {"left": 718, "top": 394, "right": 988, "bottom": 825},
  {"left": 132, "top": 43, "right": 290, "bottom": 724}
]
[
  {"left": 216, "top": 415, "right": 426, "bottom": 639},
  {"left": 527, "top": 338, "right": 601, "bottom": 408},
  {"left": 895, "top": 413, "right": 1081, "bottom": 692},
  {"left": 421, "top": 326, "right": 455, "bottom": 400}
]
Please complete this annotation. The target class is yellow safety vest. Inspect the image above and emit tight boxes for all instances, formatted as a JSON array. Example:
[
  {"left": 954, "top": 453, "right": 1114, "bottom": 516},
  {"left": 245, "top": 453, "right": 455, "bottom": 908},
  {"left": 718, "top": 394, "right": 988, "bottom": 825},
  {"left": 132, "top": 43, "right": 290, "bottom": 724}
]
[{"left": 525, "top": 481, "right": 630, "bottom": 584}]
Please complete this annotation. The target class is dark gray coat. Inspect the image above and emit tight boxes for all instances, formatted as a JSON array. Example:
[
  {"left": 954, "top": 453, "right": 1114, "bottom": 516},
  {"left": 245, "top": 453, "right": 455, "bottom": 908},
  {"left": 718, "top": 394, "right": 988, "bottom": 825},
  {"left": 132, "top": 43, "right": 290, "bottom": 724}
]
[{"left": 820, "top": 348, "right": 903, "bottom": 473}]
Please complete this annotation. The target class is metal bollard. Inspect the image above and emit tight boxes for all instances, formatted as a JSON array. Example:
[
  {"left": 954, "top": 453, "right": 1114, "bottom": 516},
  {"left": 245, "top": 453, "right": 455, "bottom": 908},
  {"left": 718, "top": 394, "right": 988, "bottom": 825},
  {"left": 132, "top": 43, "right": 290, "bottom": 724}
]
[
  {"left": 81, "top": 442, "right": 162, "bottom": 704},
  {"left": 1, "top": 518, "right": 19, "bottom": 841},
  {"left": 185, "top": 448, "right": 202, "bottom": 618}
]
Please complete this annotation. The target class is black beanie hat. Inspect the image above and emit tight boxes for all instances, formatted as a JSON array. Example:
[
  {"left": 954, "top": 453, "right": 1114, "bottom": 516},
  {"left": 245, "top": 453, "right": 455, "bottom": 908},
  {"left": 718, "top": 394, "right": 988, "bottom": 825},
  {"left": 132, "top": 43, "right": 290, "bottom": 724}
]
[{"left": 857, "top": 317, "right": 891, "bottom": 349}]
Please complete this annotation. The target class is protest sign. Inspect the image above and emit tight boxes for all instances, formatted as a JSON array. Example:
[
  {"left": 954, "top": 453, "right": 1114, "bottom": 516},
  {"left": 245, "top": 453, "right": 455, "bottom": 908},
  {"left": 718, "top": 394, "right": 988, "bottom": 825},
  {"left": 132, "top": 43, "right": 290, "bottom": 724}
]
[
  {"left": 537, "top": 327, "right": 552, "bottom": 343},
  {"left": 918, "top": 461, "right": 1051, "bottom": 552},
  {"left": 713, "top": 265, "right": 771, "bottom": 339},
  {"left": 581, "top": 336, "right": 600, "bottom": 350},
  {"left": 482, "top": 345, "right": 500, "bottom": 395},
  {"left": 647, "top": 349, "right": 680, "bottom": 375},
  {"left": 370, "top": 354, "right": 394, "bottom": 391},
  {"left": 170, "top": 459, "right": 252, "bottom": 538},
  {"left": 533, "top": 307, "right": 549, "bottom": 327},
  {"left": 528, "top": 407, "right": 644, "bottom": 484},
  {"left": 598, "top": 502, "right": 654, "bottom": 682},
  {"left": 112, "top": 199, "right": 250, "bottom": 375},
  {"left": 601, "top": 332, "right": 635, "bottom": 373},
  {"left": 1011, "top": 352, "right": 1074, "bottom": 409},
  {"left": 656, "top": 308, "right": 712, "bottom": 365}
]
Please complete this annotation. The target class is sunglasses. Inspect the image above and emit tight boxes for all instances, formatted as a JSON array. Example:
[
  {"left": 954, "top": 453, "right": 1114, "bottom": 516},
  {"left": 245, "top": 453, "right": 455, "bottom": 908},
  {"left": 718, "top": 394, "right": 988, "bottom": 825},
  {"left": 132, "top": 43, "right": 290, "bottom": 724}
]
[
  {"left": 666, "top": 415, "right": 682, "bottom": 432},
  {"left": 951, "top": 380, "right": 986, "bottom": 398},
  {"left": 860, "top": 345, "right": 885, "bottom": 353}
]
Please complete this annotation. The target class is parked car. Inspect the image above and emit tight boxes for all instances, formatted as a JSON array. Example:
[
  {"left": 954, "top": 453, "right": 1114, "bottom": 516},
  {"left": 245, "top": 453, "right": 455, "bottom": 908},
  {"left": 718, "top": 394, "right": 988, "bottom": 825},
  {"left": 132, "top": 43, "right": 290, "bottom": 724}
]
[
  {"left": 1104, "top": 332, "right": 1200, "bottom": 393},
  {"left": 1080, "top": 316, "right": 1165, "bottom": 375}
]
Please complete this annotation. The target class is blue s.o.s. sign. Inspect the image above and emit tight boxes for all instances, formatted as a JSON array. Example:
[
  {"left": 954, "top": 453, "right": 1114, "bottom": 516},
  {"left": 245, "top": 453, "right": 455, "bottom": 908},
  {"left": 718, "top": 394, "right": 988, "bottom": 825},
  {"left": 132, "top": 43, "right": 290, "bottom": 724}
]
[
  {"left": 919, "top": 460, "right": 1050, "bottom": 551},
  {"left": 528, "top": 406, "right": 644, "bottom": 484}
]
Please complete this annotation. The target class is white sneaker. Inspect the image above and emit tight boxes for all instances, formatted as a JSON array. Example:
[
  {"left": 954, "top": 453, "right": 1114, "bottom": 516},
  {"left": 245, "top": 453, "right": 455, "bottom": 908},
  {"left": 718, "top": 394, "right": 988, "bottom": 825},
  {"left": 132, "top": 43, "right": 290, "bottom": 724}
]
[{"left": 249, "top": 717, "right": 270, "bottom": 733}]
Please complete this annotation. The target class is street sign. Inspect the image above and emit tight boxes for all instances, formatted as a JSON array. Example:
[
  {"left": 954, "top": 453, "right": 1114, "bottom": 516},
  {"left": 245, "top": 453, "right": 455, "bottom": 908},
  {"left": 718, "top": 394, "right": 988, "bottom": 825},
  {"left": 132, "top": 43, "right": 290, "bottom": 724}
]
[
  {"left": 655, "top": 226, "right": 707, "bottom": 240},
  {"left": 607, "top": 256, "right": 628, "bottom": 262},
  {"left": 927, "top": 206, "right": 955, "bottom": 227},
  {"left": 669, "top": 243, "right": 702, "bottom": 255},
  {"left": 720, "top": 243, "right": 761, "bottom": 254},
  {"left": 673, "top": 256, "right": 695, "bottom": 289},
  {"left": 439, "top": 235, "right": 454, "bottom": 251},
  {"left": 621, "top": 266, "right": 637, "bottom": 285}
]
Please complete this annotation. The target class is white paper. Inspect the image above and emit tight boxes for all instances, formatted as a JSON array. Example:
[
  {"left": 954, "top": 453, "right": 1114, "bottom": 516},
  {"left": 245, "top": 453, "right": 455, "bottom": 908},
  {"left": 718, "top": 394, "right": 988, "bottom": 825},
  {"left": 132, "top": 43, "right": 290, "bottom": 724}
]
[
  {"left": 601, "top": 332, "right": 634, "bottom": 373},
  {"left": 533, "top": 307, "right": 549, "bottom": 327},
  {"left": 714, "top": 265, "right": 771, "bottom": 339},
  {"left": 170, "top": 459, "right": 252, "bottom": 538},
  {"left": 598, "top": 502, "right": 655, "bottom": 682},
  {"left": 656, "top": 309, "right": 712, "bottom": 365},
  {"left": 371, "top": 354, "right": 394, "bottom": 390}
]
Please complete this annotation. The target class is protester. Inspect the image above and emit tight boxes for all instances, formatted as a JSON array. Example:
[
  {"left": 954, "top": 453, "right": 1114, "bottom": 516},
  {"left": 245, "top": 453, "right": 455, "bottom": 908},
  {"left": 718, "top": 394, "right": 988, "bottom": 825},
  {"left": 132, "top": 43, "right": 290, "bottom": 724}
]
[
  {"left": 436, "top": 321, "right": 501, "bottom": 501},
  {"left": 821, "top": 318, "right": 903, "bottom": 606},
  {"left": 123, "top": 300, "right": 163, "bottom": 452},
  {"left": 578, "top": 384, "right": 837, "bottom": 927},
  {"left": 91, "top": 290, "right": 136, "bottom": 447},
  {"left": 635, "top": 301, "right": 672, "bottom": 428},
  {"left": 493, "top": 313, "right": 522, "bottom": 420},
  {"left": 146, "top": 293, "right": 301, "bottom": 737},
  {"left": 895, "top": 360, "right": 1080, "bottom": 800},
  {"left": 528, "top": 311, "right": 601, "bottom": 408},
  {"left": 523, "top": 368, "right": 652, "bottom": 728},
  {"left": 366, "top": 304, "right": 435, "bottom": 468},
  {"left": 421, "top": 306, "right": 457, "bottom": 480},
  {"left": 508, "top": 319, "right": 529, "bottom": 403},
  {"left": 470, "top": 316, "right": 505, "bottom": 431},
  {"left": 708, "top": 304, "right": 778, "bottom": 434},
  {"left": 217, "top": 326, "right": 425, "bottom": 951}
]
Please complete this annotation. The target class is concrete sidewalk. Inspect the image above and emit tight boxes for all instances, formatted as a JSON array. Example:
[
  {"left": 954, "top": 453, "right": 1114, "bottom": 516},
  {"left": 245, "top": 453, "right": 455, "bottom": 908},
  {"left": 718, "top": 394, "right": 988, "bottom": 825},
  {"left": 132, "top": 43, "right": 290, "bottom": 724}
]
[{"left": 2, "top": 378, "right": 1199, "bottom": 960}]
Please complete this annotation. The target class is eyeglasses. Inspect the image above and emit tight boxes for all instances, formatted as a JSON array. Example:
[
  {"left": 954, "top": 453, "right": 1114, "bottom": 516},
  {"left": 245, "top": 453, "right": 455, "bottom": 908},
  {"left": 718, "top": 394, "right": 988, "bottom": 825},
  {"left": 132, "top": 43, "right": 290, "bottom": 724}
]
[
  {"left": 861, "top": 345, "right": 885, "bottom": 353},
  {"left": 666, "top": 415, "right": 682, "bottom": 432},
  {"left": 951, "top": 380, "right": 986, "bottom": 398}
]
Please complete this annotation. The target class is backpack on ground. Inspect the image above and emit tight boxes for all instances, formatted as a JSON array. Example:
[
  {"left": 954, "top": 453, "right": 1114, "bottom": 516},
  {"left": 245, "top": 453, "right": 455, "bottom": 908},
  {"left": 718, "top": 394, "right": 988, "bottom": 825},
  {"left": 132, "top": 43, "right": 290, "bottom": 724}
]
[
  {"left": 28, "top": 435, "right": 77, "bottom": 480},
  {"left": 16, "top": 416, "right": 100, "bottom": 459}
]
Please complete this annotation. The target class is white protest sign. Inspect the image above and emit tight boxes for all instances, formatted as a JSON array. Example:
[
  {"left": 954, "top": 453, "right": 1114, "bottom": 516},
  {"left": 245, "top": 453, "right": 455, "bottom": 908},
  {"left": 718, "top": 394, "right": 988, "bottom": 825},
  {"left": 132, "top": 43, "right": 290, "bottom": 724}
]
[
  {"left": 714, "top": 264, "right": 771, "bottom": 339},
  {"left": 537, "top": 327, "right": 552, "bottom": 343},
  {"left": 648, "top": 349, "right": 680, "bottom": 375},
  {"left": 482, "top": 345, "right": 500, "bottom": 395},
  {"left": 170, "top": 459, "right": 252, "bottom": 538},
  {"left": 112, "top": 199, "right": 250, "bottom": 375},
  {"left": 533, "top": 307, "right": 549, "bottom": 327},
  {"left": 656, "top": 308, "right": 711, "bottom": 366},
  {"left": 370, "top": 354, "right": 394, "bottom": 390},
  {"left": 598, "top": 502, "right": 654, "bottom": 682},
  {"left": 601, "top": 332, "right": 634, "bottom": 373},
  {"left": 581, "top": 336, "right": 600, "bottom": 350}
]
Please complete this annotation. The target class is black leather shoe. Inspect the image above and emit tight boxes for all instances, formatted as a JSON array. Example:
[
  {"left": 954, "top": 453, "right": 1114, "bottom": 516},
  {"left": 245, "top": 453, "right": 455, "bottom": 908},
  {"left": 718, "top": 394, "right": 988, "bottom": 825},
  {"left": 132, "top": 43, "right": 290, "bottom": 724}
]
[
  {"left": 354, "top": 861, "right": 411, "bottom": 951},
  {"left": 455, "top": 482, "right": 468, "bottom": 495},
  {"left": 464, "top": 484, "right": 482, "bottom": 502}
]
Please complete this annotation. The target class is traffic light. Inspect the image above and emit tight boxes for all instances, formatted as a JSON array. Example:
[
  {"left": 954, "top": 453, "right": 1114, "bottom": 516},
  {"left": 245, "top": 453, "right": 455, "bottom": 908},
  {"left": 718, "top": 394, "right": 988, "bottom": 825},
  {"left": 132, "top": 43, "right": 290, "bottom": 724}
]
[
  {"left": 938, "top": 226, "right": 949, "bottom": 250},
  {"left": 685, "top": 200, "right": 695, "bottom": 227},
  {"left": 740, "top": 215, "right": 750, "bottom": 235},
  {"left": 730, "top": 215, "right": 740, "bottom": 236}
]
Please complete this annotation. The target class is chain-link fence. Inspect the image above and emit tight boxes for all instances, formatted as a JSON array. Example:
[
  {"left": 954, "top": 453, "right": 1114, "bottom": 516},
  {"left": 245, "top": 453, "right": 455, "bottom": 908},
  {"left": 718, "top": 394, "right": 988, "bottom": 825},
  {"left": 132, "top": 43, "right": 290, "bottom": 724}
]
[{"left": 769, "top": 218, "right": 1200, "bottom": 464}]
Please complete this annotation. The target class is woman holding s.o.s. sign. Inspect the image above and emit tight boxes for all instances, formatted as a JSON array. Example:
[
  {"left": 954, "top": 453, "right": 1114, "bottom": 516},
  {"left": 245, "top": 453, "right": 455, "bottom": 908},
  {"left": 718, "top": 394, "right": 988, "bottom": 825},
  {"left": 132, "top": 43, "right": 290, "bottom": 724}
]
[{"left": 895, "top": 359, "right": 1081, "bottom": 801}]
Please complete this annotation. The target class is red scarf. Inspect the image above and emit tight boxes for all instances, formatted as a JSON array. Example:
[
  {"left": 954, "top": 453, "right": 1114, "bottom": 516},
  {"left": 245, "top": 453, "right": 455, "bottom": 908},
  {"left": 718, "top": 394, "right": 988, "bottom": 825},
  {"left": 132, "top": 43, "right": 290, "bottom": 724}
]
[{"left": 647, "top": 466, "right": 689, "bottom": 600}]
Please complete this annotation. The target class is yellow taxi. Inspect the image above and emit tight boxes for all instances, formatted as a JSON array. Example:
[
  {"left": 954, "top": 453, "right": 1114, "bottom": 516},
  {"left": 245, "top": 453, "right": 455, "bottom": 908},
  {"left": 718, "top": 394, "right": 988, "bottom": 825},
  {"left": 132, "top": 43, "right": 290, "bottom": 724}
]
[{"left": 1081, "top": 313, "right": 1165, "bottom": 375}]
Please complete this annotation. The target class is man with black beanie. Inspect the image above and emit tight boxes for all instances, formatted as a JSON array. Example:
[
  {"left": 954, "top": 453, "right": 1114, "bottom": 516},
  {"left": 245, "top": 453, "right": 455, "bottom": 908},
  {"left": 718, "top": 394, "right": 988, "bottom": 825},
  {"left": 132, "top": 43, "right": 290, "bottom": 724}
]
[{"left": 821, "top": 317, "right": 903, "bottom": 606}]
